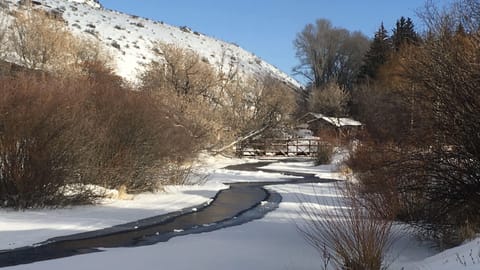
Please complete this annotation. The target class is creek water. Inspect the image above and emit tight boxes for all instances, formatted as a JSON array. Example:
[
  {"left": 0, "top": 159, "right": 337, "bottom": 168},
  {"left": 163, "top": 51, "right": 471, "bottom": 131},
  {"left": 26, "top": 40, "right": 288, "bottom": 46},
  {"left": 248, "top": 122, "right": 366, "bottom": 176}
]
[{"left": 0, "top": 160, "right": 336, "bottom": 267}]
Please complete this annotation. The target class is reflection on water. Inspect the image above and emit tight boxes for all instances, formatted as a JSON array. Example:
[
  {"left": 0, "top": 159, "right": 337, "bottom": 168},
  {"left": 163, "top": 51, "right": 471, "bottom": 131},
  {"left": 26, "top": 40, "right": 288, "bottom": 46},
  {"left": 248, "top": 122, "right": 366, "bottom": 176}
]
[{"left": 0, "top": 160, "right": 336, "bottom": 267}]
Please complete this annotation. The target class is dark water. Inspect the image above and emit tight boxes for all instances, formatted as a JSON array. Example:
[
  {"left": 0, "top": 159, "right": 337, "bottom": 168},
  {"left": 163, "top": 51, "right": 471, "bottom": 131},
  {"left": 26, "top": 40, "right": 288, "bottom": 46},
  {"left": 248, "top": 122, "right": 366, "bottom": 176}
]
[{"left": 0, "top": 159, "right": 336, "bottom": 267}]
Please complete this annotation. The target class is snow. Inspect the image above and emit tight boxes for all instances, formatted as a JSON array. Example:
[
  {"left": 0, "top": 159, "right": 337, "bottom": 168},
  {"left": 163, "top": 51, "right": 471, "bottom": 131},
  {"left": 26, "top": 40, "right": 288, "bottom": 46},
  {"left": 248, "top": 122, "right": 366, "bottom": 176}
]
[
  {"left": 3, "top": 180, "right": 459, "bottom": 270},
  {"left": 1, "top": 152, "right": 477, "bottom": 270},
  {"left": 396, "top": 238, "right": 480, "bottom": 270},
  {"left": 2, "top": 183, "right": 328, "bottom": 270},
  {"left": 307, "top": 112, "right": 363, "bottom": 127},
  {"left": 295, "top": 128, "right": 315, "bottom": 138},
  {"left": 0, "top": 184, "right": 226, "bottom": 250},
  {"left": 0, "top": 1, "right": 475, "bottom": 269},
  {"left": 260, "top": 149, "right": 350, "bottom": 180},
  {"left": 5, "top": 0, "right": 302, "bottom": 88},
  {"left": 66, "top": 0, "right": 101, "bottom": 9},
  {"left": 193, "top": 153, "right": 302, "bottom": 184}
]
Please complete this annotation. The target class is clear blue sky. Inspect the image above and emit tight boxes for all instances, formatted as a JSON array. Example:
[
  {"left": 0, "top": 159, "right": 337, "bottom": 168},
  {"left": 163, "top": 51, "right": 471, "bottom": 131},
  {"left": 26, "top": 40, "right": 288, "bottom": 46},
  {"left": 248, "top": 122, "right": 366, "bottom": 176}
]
[{"left": 100, "top": 0, "right": 451, "bottom": 80}]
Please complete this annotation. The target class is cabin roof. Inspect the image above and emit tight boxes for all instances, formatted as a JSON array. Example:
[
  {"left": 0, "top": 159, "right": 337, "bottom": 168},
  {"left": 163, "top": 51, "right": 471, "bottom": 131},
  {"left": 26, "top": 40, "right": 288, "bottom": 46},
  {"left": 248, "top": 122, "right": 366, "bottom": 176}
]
[{"left": 299, "top": 112, "right": 362, "bottom": 128}]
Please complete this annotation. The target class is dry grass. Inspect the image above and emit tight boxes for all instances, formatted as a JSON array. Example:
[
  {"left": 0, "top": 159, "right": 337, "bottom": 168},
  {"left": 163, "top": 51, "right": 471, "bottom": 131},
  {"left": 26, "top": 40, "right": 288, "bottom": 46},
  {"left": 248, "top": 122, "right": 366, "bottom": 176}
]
[{"left": 298, "top": 182, "right": 396, "bottom": 270}]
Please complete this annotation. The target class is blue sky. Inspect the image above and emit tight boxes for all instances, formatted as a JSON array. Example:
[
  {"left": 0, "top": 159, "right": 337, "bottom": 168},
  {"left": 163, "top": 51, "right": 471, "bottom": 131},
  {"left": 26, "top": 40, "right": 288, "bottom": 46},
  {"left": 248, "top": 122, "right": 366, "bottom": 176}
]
[{"left": 100, "top": 0, "right": 451, "bottom": 80}]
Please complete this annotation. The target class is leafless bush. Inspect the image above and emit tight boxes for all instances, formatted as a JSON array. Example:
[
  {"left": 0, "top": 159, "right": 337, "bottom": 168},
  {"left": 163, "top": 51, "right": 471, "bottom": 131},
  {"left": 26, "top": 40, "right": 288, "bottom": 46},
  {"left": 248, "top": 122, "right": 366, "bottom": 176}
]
[
  {"left": 298, "top": 182, "right": 396, "bottom": 270},
  {"left": 10, "top": 8, "right": 109, "bottom": 76},
  {"left": 394, "top": 0, "right": 480, "bottom": 246},
  {"left": 220, "top": 75, "right": 297, "bottom": 144},
  {"left": 0, "top": 74, "right": 100, "bottom": 208},
  {"left": 10, "top": 9, "right": 70, "bottom": 70},
  {"left": 309, "top": 82, "right": 350, "bottom": 117},
  {"left": 315, "top": 143, "right": 334, "bottom": 165},
  {"left": 0, "top": 60, "right": 203, "bottom": 208},
  {"left": 156, "top": 163, "right": 208, "bottom": 186},
  {"left": 142, "top": 43, "right": 297, "bottom": 150},
  {"left": 346, "top": 141, "right": 404, "bottom": 220},
  {"left": 76, "top": 63, "right": 202, "bottom": 193},
  {"left": 351, "top": 81, "right": 411, "bottom": 144}
]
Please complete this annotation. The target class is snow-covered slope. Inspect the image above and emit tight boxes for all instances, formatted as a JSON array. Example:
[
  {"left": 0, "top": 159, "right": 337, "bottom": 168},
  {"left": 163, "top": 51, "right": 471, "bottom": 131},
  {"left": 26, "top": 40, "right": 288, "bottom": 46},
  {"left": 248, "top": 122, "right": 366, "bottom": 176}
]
[
  {"left": 67, "top": 0, "right": 101, "bottom": 9},
  {"left": 2, "top": 0, "right": 302, "bottom": 88}
]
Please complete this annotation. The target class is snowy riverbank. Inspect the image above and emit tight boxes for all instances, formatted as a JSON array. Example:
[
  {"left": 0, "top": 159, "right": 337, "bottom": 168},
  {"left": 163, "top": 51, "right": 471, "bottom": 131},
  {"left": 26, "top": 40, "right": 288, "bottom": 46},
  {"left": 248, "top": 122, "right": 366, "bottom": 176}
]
[{"left": 0, "top": 154, "right": 478, "bottom": 270}]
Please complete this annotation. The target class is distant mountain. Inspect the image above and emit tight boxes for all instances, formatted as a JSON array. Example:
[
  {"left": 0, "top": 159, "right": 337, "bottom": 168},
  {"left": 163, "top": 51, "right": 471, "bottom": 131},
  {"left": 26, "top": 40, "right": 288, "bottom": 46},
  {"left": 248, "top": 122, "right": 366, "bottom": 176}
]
[{"left": 2, "top": 0, "right": 302, "bottom": 89}]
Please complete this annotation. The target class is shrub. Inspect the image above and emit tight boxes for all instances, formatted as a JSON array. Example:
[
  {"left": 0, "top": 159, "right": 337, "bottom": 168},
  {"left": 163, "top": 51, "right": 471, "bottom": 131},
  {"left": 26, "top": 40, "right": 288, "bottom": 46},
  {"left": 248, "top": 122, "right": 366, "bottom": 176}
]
[
  {"left": 309, "top": 82, "right": 350, "bottom": 117},
  {"left": 298, "top": 182, "right": 395, "bottom": 270},
  {"left": 10, "top": 9, "right": 75, "bottom": 71},
  {"left": 141, "top": 43, "right": 297, "bottom": 150},
  {"left": 349, "top": 0, "right": 480, "bottom": 247},
  {"left": 0, "top": 74, "right": 99, "bottom": 208},
  {"left": 0, "top": 63, "right": 203, "bottom": 208},
  {"left": 75, "top": 63, "right": 203, "bottom": 193},
  {"left": 347, "top": 138, "right": 480, "bottom": 247},
  {"left": 315, "top": 143, "right": 333, "bottom": 165}
]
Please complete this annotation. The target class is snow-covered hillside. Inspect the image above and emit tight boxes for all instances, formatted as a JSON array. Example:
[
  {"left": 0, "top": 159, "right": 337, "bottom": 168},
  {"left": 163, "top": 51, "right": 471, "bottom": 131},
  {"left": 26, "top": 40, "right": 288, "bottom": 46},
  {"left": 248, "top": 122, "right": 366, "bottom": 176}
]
[
  {"left": 67, "top": 0, "right": 101, "bottom": 9},
  {"left": 1, "top": 0, "right": 302, "bottom": 88}
]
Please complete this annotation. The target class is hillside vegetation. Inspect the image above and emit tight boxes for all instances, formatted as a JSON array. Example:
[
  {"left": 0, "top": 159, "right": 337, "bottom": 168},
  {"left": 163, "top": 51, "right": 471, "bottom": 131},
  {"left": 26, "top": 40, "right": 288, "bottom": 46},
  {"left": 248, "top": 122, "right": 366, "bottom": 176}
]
[{"left": 0, "top": 4, "right": 297, "bottom": 208}]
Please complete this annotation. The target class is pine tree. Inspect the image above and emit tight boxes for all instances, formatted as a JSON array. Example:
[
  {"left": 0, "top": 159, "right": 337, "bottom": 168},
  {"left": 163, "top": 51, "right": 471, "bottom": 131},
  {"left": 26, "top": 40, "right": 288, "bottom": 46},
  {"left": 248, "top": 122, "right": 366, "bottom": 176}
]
[
  {"left": 392, "top": 17, "right": 419, "bottom": 51},
  {"left": 456, "top": 22, "right": 466, "bottom": 36},
  {"left": 358, "top": 23, "right": 391, "bottom": 81}
]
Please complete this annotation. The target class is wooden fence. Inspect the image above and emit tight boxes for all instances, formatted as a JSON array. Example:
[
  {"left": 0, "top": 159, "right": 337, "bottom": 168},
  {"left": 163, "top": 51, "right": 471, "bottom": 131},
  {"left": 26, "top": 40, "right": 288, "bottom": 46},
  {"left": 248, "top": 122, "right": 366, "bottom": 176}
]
[{"left": 237, "top": 138, "right": 323, "bottom": 157}]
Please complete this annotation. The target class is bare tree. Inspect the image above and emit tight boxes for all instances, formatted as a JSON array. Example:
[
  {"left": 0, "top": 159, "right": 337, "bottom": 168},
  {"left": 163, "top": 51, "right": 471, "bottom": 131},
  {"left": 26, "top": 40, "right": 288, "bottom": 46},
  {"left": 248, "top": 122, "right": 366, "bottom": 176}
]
[
  {"left": 235, "top": 75, "right": 296, "bottom": 134},
  {"left": 399, "top": 14, "right": 480, "bottom": 245},
  {"left": 142, "top": 43, "right": 297, "bottom": 148},
  {"left": 309, "top": 82, "right": 350, "bottom": 117},
  {"left": 143, "top": 43, "right": 217, "bottom": 98},
  {"left": 10, "top": 9, "right": 77, "bottom": 71},
  {"left": 419, "top": 0, "right": 480, "bottom": 36},
  {"left": 351, "top": 0, "right": 480, "bottom": 246},
  {"left": 293, "top": 19, "right": 369, "bottom": 89}
]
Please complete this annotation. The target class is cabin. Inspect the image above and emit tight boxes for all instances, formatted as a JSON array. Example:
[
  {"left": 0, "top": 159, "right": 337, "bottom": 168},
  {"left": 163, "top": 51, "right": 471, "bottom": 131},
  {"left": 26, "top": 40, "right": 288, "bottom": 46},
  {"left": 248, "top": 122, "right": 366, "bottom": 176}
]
[
  {"left": 234, "top": 113, "right": 363, "bottom": 157},
  {"left": 297, "top": 112, "right": 363, "bottom": 141}
]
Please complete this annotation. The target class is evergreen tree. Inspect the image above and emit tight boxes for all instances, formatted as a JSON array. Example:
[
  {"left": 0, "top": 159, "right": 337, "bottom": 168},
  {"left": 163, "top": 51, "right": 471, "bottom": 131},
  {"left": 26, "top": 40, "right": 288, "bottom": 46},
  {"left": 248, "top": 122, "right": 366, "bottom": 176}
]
[
  {"left": 358, "top": 23, "right": 391, "bottom": 81},
  {"left": 392, "top": 17, "right": 419, "bottom": 51},
  {"left": 456, "top": 22, "right": 466, "bottom": 36}
]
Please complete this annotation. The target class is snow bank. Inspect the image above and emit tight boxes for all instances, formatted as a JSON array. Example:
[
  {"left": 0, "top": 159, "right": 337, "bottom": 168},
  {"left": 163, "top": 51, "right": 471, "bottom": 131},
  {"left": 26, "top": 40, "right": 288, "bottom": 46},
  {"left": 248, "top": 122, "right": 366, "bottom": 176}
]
[
  {"left": 0, "top": 183, "right": 226, "bottom": 250},
  {"left": 393, "top": 237, "right": 480, "bottom": 270},
  {"left": 260, "top": 150, "right": 350, "bottom": 180},
  {"left": 3, "top": 181, "right": 442, "bottom": 270},
  {"left": 2, "top": 154, "right": 472, "bottom": 270}
]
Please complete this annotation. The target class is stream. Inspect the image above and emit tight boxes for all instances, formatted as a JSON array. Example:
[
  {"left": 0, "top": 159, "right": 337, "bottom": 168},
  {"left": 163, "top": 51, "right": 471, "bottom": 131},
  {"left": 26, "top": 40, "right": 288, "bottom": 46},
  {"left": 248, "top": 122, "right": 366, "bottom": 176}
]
[{"left": 0, "top": 160, "right": 337, "bottom": 267}]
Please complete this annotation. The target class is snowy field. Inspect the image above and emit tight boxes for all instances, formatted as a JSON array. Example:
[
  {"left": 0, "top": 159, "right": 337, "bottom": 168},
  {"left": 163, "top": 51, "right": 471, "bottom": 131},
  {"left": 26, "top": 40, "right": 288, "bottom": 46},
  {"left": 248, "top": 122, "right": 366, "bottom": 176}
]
[{"left": 1, "top": 154, "right": 479, "bottom": 270}]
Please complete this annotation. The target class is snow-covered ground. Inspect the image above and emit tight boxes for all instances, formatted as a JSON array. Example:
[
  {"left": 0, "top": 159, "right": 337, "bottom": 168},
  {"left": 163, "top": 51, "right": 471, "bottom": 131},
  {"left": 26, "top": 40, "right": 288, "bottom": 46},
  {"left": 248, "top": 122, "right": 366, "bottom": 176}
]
[
  {"left": 260, "top": 149, "right": 350, "bottom": 181},
  {"left": 1, "top": 154, "right": 479, "bottom": 270},
  {"left": 0, "top": 184, "right": 228, "bottom": 251},
  {"left": 0, "top": 154, "right": 240, "bottom": 250}
]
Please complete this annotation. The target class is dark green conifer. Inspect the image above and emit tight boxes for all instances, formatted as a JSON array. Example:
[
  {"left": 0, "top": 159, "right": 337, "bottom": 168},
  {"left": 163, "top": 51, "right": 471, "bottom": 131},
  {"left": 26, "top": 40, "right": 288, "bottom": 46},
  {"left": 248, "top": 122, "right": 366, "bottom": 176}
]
[
  {"left": 392, "top": 17, "right": 419, "bottom": 51},
  {"left": 358, "top": 23, "right": 391, "bottom": 81}
]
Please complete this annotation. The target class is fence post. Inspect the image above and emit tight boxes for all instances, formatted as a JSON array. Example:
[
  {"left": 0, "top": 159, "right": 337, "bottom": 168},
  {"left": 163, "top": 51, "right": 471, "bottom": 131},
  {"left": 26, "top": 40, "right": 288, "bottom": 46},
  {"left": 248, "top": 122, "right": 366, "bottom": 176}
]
[{"left": 308, "top": 139, "right": 311, "bottom": 156}]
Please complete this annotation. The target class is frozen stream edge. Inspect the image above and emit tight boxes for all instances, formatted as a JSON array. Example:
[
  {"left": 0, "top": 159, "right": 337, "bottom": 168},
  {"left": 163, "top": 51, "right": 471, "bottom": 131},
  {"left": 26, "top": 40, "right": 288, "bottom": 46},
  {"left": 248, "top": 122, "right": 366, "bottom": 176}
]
[{"left": 0, "top": 160, "right": 336, "bottom": 267}]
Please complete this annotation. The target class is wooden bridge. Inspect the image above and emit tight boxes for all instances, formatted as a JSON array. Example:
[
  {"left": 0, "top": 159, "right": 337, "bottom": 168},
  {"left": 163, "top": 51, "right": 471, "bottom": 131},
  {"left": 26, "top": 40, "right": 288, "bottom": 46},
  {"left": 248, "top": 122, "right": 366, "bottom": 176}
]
[{"left": 236, "top": 138, "right": 323, "bottom": 157}]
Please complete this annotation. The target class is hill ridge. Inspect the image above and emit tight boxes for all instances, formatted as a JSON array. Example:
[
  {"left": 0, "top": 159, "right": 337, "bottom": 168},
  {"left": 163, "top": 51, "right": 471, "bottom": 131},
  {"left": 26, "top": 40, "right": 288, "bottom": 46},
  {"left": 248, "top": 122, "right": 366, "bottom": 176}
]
[{"left": 5, "top": 0, "right": 302, "bottom": 89}]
